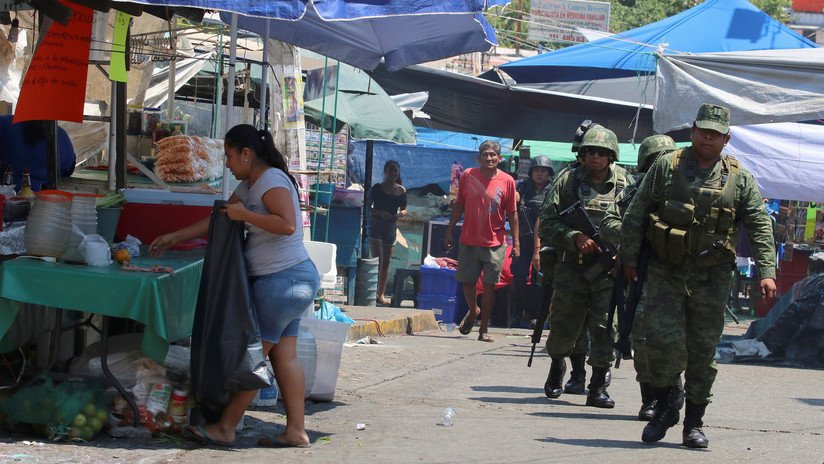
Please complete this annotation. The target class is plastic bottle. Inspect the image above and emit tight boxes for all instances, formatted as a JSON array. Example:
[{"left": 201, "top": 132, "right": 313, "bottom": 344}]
[
  {"left": 171, "top": 125, "right": 183, "bottom": 136},
  {"left": 18, "top": 169, "right": 34, "bottom": 198},
  {"left": 441, "top": 407, "right": 456, "bottom": 427},
  {"left": 167, "top": 389, "right": 189, "bottom": 424}
]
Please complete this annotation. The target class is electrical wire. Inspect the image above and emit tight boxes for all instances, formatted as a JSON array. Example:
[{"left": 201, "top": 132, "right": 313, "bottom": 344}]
[{"left": 0, "top": 349, "right": 27, "bottom": 390}]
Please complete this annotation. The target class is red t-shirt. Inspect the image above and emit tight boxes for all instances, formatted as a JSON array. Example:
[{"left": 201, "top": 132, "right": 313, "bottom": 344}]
[{"left": 456, "top": 168, "right": 517, "bottom": 247}]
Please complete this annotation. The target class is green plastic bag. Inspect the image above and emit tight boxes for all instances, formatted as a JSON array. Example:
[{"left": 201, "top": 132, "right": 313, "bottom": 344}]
[{"left": 2, "top": 377, "right": 108, "bottom": 441}]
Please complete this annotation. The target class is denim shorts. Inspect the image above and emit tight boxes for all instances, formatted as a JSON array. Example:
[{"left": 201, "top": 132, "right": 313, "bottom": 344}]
[
  {"left": 369, "top": 216, "right": 397, "bottom": 245},
  {"left": 250, "top": 258, "right": 320, "bottom": 344}
]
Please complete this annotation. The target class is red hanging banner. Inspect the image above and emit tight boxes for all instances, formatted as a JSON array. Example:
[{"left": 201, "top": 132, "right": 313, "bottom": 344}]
[{"left": 14, "top": 1, "right": 94, "bottom": 124}]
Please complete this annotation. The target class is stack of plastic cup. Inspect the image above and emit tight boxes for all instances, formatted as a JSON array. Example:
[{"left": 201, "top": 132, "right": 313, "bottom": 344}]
[
  {"left": 24, "top": 190, "right": 73, "bottom": 258},
  {"left": 62, "top": 193, "right": 100, "bottom": 263}
]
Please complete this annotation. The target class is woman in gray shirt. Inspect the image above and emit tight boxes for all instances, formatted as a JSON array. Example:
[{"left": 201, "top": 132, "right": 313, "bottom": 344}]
[{"left": 150, "top": 124, "right": 319, "bottom": 448}]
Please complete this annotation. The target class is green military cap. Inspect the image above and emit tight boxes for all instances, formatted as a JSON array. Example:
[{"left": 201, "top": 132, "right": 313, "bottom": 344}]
[{"left": 694, "top": 103, "right": 730, "bottom": 134}]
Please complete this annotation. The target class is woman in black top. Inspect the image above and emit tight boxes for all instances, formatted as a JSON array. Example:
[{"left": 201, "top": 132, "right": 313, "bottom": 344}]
[{"left": 369, "top": 160, "right": 408, "bottom": 305}]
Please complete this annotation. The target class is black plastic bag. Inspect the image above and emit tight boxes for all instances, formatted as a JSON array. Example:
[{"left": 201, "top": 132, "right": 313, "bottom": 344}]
[{"left": 190, "top": 201, "right": 272, "bottom": 422}]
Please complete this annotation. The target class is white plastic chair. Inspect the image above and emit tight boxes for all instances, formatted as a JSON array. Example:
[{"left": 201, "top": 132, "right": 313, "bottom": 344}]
[{"left": 304, "top": 240, "right": 337, "bottom": 289}]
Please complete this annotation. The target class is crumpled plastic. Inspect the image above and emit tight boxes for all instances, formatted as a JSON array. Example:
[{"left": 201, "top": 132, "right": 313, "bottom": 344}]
[
  {"left": 315, "top": 300, "right": 355, "bottom": 324},
  {"left": 731, "top": 339, "right": 771, "bottom": 357},
  {"left": 112, "top": 235, "right": 141, "bottom": 258}
]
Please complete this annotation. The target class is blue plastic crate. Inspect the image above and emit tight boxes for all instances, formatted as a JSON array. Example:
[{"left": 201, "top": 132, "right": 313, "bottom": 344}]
[
  {"left": 419, "top": 267, "right": 461, "bottom": 298},
  {"left": 418, "top": 293, "right": 468, "bottom": 324}
]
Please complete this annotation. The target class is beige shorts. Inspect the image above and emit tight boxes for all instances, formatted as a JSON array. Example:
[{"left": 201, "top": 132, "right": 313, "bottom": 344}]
[{"left": 455, "top": 243, "right": 507, "bottom": 285}]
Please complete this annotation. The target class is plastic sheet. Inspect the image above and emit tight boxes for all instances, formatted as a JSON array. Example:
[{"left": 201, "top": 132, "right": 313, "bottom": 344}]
[{"left": 190, "top": 201, "right": 273, "bottom": 422}]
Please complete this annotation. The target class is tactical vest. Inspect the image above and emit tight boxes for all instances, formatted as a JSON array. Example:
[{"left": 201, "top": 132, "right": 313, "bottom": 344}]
[
  {"left": 518, "top": 179, "right": 551, "bottom": 236},
  {"left": 560, "top": 165, "right": 628, "bottom": 226},
  {"left": 646, "top": 149, "right": 740, "bottom": 267}
]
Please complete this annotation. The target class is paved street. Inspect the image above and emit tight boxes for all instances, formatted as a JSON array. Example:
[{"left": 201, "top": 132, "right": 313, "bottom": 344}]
[{"left": 1, "top": 324, "right": 823, "bottom": 464}]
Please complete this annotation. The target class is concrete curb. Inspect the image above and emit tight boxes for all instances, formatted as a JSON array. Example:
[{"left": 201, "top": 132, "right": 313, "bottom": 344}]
[{"left": 346, "top": 309, "right": 439, "bottom": 341}]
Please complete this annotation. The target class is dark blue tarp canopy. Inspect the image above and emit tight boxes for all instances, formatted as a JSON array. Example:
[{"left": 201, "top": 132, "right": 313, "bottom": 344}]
[
  {"left": 501, "top": 0, "right": 816, "bottom": 83},
  {"left": 123, "top": 0, "right": 510, "bottom": 70}
]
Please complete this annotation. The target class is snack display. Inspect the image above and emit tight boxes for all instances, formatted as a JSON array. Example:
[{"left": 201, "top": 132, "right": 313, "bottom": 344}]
[{"left": 153, "top": 136, "right": 223, "bottom": 183}]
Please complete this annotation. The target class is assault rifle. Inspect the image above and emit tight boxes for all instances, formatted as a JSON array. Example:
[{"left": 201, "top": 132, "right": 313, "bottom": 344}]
[
  {"left": 527, "top": 247, "right": 555, "bottom": 367},
  {"left": 608, "top": 241, "right": 649, "bottom": 368},
  {"left": 558, "top": 201, "right": 618, "bottom": 281}
]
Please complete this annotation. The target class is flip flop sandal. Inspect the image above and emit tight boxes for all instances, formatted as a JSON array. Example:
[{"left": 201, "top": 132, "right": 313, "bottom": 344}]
[
  {"left": 458, "top": 309, "right": 480, "bottom": 335},
  {"left": 257, "top": 436, "right": 311, "bottom": 448},
  {"left": 186, "top": 424, "right": 234, "bottom": 447},
  {"left": 477, "top": 333, "right": 494, "bottom": 343}
]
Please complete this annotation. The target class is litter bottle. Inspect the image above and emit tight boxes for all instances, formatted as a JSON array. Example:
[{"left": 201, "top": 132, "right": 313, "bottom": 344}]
[{"left": 441, "top": 407, "right": 456, "bottom": 427}]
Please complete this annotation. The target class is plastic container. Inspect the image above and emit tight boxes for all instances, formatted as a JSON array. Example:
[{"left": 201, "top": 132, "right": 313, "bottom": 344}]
[
  {"left": 441, "top": 407, "right": 456, "bottom": 427},
  {"left": 417, "top": 294, "right": 468, "bottom": 324},
  {"left": 300, "top": 318, "right": 349, "bottom": 402},
  {"left": 354, "top": 257, "right": 379, "bottom": 306},
  {"left": 251, "top": 383, "right": 279, "bottom": 408},
  {"left": 145, "top": 383, "right": 173, "bottom": 416},
  {"left": 167, "top": 389, "right": 189, "bottom": 424},
  {"left": 63, "top": 193, "right": 101, "bottom": 263},
  {"left": 24, "top": 190, "right": 73, "bottom": 258},
  {"left": 419, "top": 267, "right": 461, "bottom": 298},
  {"left": 297, "top": 326, "right": 317, "bottom": 398},
  {"left": 332, "top": 188, "right": 364, "bottom": 206}
]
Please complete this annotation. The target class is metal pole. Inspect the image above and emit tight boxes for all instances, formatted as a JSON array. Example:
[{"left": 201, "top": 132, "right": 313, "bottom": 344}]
[
  {"left": 259, "top": 20, "right": 270, "bottom": 130},
  {"left": 108, "top": 81, "right": 117, "bottom": 191},
  {"left": 115, "top": 81, "right": 127, "bottom": 189},
  {"left": 322, "top": 64, "right": 341, "bottom": 242},
  {"left": 360, "top": 140, "right": 374, "bottom": 257},
  {"left": 311, "top": 57, "right": 329, "bottom": 240},
  {"left": 45, "top": 121, "right": 58, "bottom": 190},
  {"left": 221, "top": 13, "right": 238, "bottom": 200},
  {"left": 166, "top": 28, "right": 176, "bottom": 121}
]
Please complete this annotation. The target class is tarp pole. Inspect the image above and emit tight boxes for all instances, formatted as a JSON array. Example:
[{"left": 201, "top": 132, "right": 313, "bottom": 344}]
[
  {"left": 221, "top": 13, "right": 238, "bottom": 200},
  {"left": 259, "top": 20, "right": 270, "bottom": 130},
  {"left": 311, "top": 57, "right": 329, "bottom": 240},
  {"left": 167, "top": 27, "right": 176, "bottom": 121},
  {"left": 323, "top": 62, "right": 341, "bottom": 242},
  {"left": 108, "top": 80, "right": 117, "bottom": 191},
  {"left": 360, "top": 139, "right": 374, "bottom": 257}
]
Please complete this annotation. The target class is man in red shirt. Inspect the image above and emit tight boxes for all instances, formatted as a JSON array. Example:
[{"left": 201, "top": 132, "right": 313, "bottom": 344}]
[{"left": 445, "top": 141, "right": 519, "bottom": 342}]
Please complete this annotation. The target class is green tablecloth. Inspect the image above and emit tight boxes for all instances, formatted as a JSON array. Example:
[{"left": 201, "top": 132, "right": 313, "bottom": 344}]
[{"left": 0, "top": 251, "right": 204, "bottom": 362}]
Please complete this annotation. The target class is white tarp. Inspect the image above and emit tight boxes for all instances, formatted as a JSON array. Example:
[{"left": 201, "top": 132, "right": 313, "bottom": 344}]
[
  {"left": 654, "top": 49, "right": 824, "bottom": 134},
  {"left": 726, "top": 122, "right": 824, "bottom": 203}
]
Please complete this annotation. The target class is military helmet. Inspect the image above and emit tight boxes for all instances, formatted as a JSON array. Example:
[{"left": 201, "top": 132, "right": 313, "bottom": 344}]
[
  {"left": 637, "top": 135, "right": 677, "bottom": 171},
  {"left": 528, "top": 155, "right": 553, "bottom": 178},
  {"left": 579, "top": 125, "right": 619, "bottom": 162},
  {"left": 571, "top": 120, "right": 600, "bottom": 153}
]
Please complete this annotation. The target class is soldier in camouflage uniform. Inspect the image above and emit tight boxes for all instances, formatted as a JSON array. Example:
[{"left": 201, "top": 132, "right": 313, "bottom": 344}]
[
  {"left": 533, "top": 120, "right": 611, "bottom": 396},
  {"left": 601, "top": 135, "right": 684, "bottom": 421},
  {"left": 538, "top": 125, "right": 634, "bottom": 408},
  {"left": 618, "top": 104, "right": 776, "bottom": 448}
]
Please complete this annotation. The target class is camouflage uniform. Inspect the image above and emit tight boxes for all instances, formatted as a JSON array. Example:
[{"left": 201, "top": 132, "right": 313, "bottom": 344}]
[
  {"left": 601, "top": 134, "right": 679, "bottom": 421},
  {"left": 619, "top": 106, "right": 776, "bottom": 446},
  {"left": 538, "top": 126, "right": 633, "bottom": 406}
]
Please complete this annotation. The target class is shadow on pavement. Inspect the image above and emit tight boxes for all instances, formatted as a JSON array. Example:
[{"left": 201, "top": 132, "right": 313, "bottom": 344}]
[
  {"left": 528, "top": 411, "right": 638, "bottom": 421},
  {"left": 468, "top": 395, "right": 557, "bottom": 405},
  {"left": 470, "top": 385, "right": 544, "bottom": 394},
  {"left": 795, "top": 397, "right": 824, "bottom": 407},
  {"left": 536, "top": 436, "right": 688, "bottom": 450}
]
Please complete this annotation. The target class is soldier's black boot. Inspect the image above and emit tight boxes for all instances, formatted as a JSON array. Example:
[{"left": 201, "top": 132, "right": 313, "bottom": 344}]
[
  {"left": 544, "top": 357, "right": 566, "bottom": 399},
  {"left": 585, "top": 367, "right": 615, "bottom": 408},
  {"left": 563, "top": 354, "right": 587, "bottom": 394},
  {"left": 674, "top": 377, "right": 686, "bottom": 411},
  {"left": 641, "top": 386, "right": 680, "bottom": 443},
  {"left": 638, "top": 382, "right": 656, "bottom": 421},
  {"left": 682, "top": 401, "right": 709, "bottom": 448}
]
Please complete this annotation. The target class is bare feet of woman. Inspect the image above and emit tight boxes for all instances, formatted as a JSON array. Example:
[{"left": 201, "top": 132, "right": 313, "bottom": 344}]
[
  {"left": 377, "top": 296, "right": 391, "bottom": 305},
  {"left": 187, "top": 423, "right": 235, "bottom": 446},
  {"left": 257, "top": 431, "right": 311, "bottom": 448}
]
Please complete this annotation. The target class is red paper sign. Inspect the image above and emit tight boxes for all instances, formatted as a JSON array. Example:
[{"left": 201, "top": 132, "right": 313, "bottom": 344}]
[{"left": 14, "top": 1, "right": 94, "bottom": 124}]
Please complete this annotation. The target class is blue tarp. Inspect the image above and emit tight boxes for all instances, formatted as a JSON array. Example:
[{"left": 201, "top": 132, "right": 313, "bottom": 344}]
[
  {"left": 501, "top": 0, "right": 816, "bottom": 83},
  {"left": 414, "top": 127, "right": 512, "bottom": 153},
  {"left": 128, "top": 0, "right": 510, "bottom": 71},
  {"left": 348, "top": 141, "right": 479, "bottom": 191}
]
